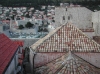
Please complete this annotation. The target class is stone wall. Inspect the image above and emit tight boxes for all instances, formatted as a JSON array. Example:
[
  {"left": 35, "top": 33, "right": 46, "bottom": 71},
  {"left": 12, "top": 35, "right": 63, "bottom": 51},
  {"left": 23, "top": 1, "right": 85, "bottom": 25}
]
[
  {"left": 54, "top": 7, "right": 92, "bottom": 29},
  {"left": 92, "top": 11, "right": 100, "bottom": 36},
  {"left": 75, "top": 53, "right": 100, "bottom": 68},
  {"left": 54, "top": 7, "right": 67, "bottom": 27},
  {"left": 68, "top": 7, "right": 92, "bottom": 28}
]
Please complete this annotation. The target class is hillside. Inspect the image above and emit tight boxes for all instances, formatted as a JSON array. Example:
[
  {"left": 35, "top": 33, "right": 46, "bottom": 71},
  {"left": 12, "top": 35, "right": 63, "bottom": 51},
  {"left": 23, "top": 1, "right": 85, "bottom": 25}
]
[{"left": 0, "top": 0, "right": 100, "bottom": 7}]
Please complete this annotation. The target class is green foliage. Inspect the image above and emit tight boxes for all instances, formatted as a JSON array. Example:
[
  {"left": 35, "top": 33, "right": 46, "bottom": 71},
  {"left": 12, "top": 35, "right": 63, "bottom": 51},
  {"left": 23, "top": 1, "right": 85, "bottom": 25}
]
[
  {"left": 44, "top": 6, "right": 48, "bottom": 15},
  {"left": 0, "top": 0, "right": 100, "bottom": 11},
  {"left": 52, "top": 20, "right": 55, "bottom": 22},
  {"left": 38, "top": 26, "right": 48, "bottom": 32},
  {"left": 25, "top": 14, "right": 30, "bottom": 18},
  {"left": 43, "top": 28, "right": 48, "bottom": 32},
  {"left": 18, "top": 25, "right": 24, "bottom": 29},
  {"left": 86, "top": 5, "right": 100, "bottom": 11},
  {"left": 25, "top": 22, "right": 34, "bottom": 28}
]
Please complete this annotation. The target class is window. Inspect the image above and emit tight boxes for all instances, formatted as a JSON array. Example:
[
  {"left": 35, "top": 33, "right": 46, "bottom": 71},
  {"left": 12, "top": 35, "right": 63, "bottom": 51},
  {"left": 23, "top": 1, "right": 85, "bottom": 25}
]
[
  {"left": 63, "top": 16, "right": 65, "bottom": 20},
  {"left": 66, "top": 8, "right": 67, "bottom": 11},
  {"left": 68, "top": 14, "right": 73, "bottom": 20},
  {"left": 68, "top": 16, "right": 70, "bottom": 20},
  {"left": 92, "top": 22, "right": 93, "bottom": 28}
]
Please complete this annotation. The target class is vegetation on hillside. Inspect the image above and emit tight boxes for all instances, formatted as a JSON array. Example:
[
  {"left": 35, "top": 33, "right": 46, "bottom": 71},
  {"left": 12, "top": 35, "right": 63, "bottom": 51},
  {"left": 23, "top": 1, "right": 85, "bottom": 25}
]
[
  {"left": 0, "top": 0, "right": 100, "bottom": 7},
  {"left": 0, "top": 0, "right": 100, "bottom": 11},
  {"left": 18, "top": 25, "right": 24, "bottom": 29}
]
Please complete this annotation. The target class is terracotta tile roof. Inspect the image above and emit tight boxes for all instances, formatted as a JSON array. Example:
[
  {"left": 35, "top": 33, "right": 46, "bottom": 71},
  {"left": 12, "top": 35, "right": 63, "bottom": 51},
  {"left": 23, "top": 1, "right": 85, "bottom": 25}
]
[
  {"left": 0, "top": 34, "right": 19, "bottom": 74},
  {"left": 14, "top": 40, "right": 24, "bottom": 47},
  {"left": 34, "top": 53, "right": 66, "bottom": 68},
  {"left": 31, "top": 23, "right": 100, "bottom": 52},
  {"left": 35, "top": 52, "right": 100, "bottom": 74}
]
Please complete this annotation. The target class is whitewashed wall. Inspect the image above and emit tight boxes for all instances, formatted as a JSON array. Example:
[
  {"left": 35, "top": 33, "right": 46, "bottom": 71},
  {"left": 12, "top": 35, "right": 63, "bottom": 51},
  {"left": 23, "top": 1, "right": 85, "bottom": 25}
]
[
  {"left": 18, "top": 29, "right": 38, "bottom": 34},
  {"left": 67, "top": 7, "right": 92, "bottom": 29},
  {"left": 16, "top": 20, "right": 35, "bottom": 26},
  {"left": 83, "top": 32, "right": 95, "bottom": 39},
  {"left": 54, "top": 7, "right": 92, "bottom": 29},
  {"left": 92, "top": 11, "right": 100, "bottom": 36},
  {"left": 54, "top": 7, "right": 68, "bottom": 27},
  {"left": 92, "top": 11, "right": 100, "bottom": 23},
  {"left": 4, "top": 50, "right": 19, "bottom": 74},
  {"left": 75, "top": 53, "right": 100, "bottom": 68}
]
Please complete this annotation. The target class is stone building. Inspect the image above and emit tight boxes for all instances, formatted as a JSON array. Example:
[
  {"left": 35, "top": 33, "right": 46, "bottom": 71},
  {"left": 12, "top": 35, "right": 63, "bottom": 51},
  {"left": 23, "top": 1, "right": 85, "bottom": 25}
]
[
  {"left": 29, "top": 23, "right": 100, "bottom": 74},
  {"left": 0, "top": 33, "right": 22, "bottom": 74}
]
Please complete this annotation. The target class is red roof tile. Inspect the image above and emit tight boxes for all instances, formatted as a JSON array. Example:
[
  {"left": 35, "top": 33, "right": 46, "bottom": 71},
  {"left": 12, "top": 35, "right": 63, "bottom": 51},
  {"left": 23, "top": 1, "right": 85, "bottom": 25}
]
[
  {"left": 0, "top": 33, "right": 19, "bottom": 74},
  {"left": 34, "top": 53, "right": 65, "bottom": 68},
  {"left": 31, "top": 23, "right": 100, "bottom": 53},
  {"left": 35, "top": 52, "right": 100, "bottom": 74},
  {"left": 14, "top": 40, "right": 24, "bottom": 47}
]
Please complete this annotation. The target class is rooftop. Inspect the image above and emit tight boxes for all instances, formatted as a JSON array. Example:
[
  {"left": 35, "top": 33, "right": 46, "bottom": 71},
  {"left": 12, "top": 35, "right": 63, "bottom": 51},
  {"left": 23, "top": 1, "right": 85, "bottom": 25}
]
[
  {"left": 0, "top": 33, "right": 19, "bottom": 74},
  {"left": 14, "top": 40, "right": 24, "bottom": 47},
  {"left": 31, "top": 23, "right": 100, "bottom": 53},
  {"left": 35, "top": 51, "right": 100, "bottom": 74}
]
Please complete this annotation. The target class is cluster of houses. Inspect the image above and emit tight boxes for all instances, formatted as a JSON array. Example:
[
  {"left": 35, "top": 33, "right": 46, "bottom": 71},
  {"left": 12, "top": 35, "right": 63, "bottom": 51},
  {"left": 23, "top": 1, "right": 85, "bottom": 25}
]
[
  {"left": 0, "top": 33, "right": 24, "bottom": 74},
  {"left": 30, "top": 23, "right": 100, "bottom": 74},
  {"left": 1, "top": 3, "right": 100, "bottom": 74},
  {"left": 0, "top": 5, "right": 56, "bottom": 74},
  {"left": 0, "top": 5, "right": 56, "bottom": 39}
]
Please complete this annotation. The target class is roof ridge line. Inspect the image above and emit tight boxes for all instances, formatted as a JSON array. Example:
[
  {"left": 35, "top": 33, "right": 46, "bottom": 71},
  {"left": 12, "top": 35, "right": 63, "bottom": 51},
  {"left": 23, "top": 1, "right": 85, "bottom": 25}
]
[{"left": 31, "top": 25, "right": 64, "bottom": 52}]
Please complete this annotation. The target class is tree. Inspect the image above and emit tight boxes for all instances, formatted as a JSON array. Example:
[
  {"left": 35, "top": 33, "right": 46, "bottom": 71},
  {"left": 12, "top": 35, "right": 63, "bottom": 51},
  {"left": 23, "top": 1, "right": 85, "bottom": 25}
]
[
  {"left": 25, "top": 22, "right": 34, "bottom": 28},
  {"left": 52, "top": 20, "right": 55, "bottom": 22},
  {"left": 38, "top": 26, "right": 48, "bottom": 32},
  {"left": 25, "top": 14, "right": 30, "bottom": 18},
  {"left": 18, "top": 25, "right": 24, "bottom": 29},
  {"left": 43, "top": 28, "right": 48, "bottom": 32}
]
